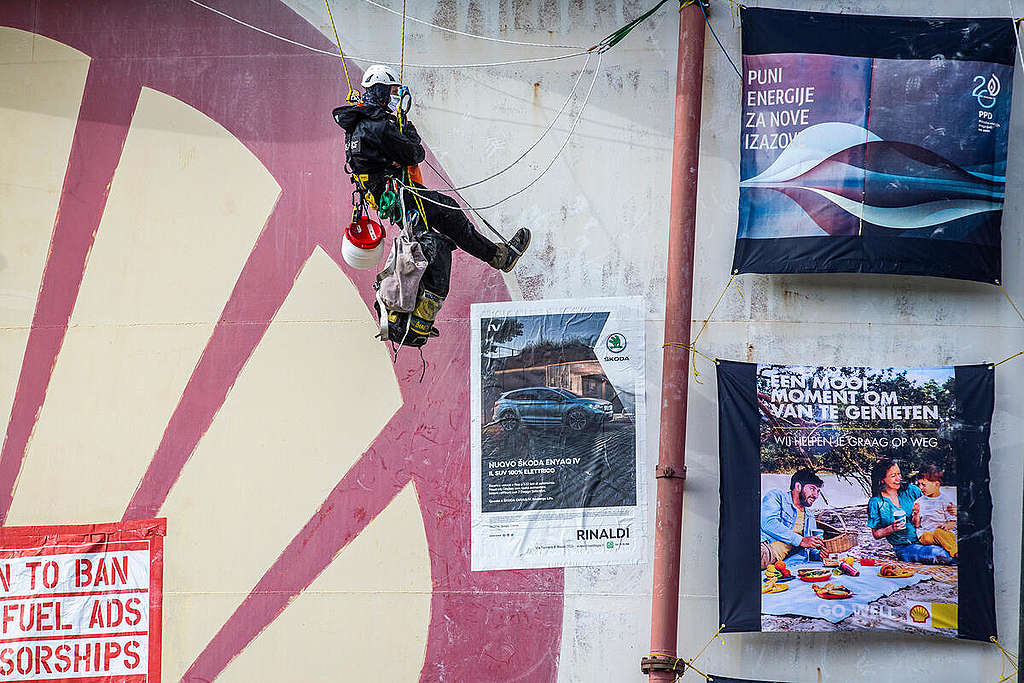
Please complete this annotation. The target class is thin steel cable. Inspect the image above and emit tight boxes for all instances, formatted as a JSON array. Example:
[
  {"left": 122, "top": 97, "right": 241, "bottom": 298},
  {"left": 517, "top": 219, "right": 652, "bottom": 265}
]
[
  {"left": 699, "top": 1, "right": 742, "bottom": 78},
  {"left": 184, "top": 0, "right": 591, "bottom": 69},
  {"left": 431, "top": 52, "right": 592, "bottom": 192},
  {"left": 422, "top": 158, "right": 513, "bottom": 245},
  {"left": 360, "top": 0, "right": 586, "bottom": 49},
  {"left": 398, "top": 50, "right": 603, "bottom": 211}
]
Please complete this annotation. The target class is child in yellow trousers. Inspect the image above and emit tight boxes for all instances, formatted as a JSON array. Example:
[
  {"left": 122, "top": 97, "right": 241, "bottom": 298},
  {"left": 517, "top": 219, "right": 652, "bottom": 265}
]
[{"left": 913, "top": 465, "right": 957, "bottom": 559}]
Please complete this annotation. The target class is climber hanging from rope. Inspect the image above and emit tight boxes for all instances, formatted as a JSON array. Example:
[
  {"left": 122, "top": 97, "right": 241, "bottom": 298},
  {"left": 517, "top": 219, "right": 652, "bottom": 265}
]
[{"left": 333, "top": 65, "right": 531, "bottom": 285}]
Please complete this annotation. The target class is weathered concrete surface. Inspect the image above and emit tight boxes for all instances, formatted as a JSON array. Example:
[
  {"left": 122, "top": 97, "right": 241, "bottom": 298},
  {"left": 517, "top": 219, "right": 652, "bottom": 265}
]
[
  {"left": 297, "top": 2, "right": 1024, "bottom": 681},
  {"left": 0, "top": 0, "right": 1019, "bottom": 680}
]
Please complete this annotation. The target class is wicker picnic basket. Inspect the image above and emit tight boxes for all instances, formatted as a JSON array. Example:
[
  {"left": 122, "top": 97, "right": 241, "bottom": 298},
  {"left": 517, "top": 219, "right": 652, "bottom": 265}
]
[{"left": 816, "top": 509, "right": 857, "bottom": 554}]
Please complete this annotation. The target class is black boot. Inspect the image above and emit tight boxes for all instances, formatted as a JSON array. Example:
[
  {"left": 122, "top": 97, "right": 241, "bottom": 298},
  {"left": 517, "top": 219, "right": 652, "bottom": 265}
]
[{"left": 489, "top": 228, "right": 531, "bottom": 272}]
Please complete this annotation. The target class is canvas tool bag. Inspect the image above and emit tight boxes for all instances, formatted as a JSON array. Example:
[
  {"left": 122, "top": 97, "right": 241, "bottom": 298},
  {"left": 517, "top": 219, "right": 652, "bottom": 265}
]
[{"left": 376, "top": 230, "right": 427, "bottom": 314}]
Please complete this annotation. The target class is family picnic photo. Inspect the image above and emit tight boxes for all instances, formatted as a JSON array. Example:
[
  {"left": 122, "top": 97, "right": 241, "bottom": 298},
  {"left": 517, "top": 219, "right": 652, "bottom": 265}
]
[{"left": 756, "top": 365, "right": 959, "bottom": 635}]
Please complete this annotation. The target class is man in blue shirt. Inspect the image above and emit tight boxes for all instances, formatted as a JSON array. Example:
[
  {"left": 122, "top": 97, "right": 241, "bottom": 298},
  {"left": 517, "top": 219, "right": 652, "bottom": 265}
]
[{"left": 760, "top": 468, "right": 825, "bottom": 570}]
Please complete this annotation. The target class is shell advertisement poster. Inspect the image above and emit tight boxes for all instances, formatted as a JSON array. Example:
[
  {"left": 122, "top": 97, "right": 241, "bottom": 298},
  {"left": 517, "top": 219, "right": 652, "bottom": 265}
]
[
  {"left": 734, "top": 7, "right": 1015, "bottom": 283},
  {"left": 717, "top": 361, "right": 995, "bottom": 640},
  {"left": 470, "top": 297, "right": 646, "bottom": 571}
]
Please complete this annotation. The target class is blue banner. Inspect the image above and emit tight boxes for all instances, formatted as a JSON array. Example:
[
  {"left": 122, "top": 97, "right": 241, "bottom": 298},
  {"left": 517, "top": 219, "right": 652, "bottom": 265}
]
[{"left": 734, "top": 8, "right": 1015, "bottom": 283}]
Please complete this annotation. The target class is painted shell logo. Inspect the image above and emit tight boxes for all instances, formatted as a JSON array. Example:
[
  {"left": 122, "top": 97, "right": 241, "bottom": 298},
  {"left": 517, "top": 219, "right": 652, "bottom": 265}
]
[{"left": 909, "top": 604, "right": 930, "bottom": 623}]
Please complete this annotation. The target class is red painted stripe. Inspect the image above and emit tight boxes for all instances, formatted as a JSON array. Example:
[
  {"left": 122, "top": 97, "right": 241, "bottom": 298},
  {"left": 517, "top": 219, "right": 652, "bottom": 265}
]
[
  {"left": 181, "top": 417, "right": 414, "bottom": 680},
  {"left": 123, "top": 196, "right": 314, "bottom": 521}
]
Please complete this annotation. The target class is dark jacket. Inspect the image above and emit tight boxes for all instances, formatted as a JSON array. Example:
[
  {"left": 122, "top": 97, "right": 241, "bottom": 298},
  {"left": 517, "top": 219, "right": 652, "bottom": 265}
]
[{"left": 332, "top": 103, "right": 425, "bottom": 176}]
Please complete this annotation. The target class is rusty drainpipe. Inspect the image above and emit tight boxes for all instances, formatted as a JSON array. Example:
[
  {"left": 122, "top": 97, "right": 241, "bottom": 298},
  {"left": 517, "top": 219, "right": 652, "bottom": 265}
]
[{"left": 642, "top": 2, "right": 707, "bottom": 681}]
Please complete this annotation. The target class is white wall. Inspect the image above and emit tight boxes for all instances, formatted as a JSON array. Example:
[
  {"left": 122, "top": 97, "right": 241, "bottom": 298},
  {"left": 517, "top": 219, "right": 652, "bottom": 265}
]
[{"left": 3, "top": 0, "right": 1016, "bottom": 679}]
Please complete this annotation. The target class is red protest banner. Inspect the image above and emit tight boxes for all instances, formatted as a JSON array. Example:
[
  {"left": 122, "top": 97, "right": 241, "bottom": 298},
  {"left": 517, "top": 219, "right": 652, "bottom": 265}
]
[{"left": 0, "top": 519, "right": 165, "bottom": 681}]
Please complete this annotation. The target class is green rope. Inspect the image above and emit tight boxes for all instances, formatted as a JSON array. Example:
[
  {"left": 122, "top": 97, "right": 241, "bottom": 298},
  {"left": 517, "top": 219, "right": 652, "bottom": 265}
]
[{"left": 595, "top": 0, "right": 683, "bottom": 51}]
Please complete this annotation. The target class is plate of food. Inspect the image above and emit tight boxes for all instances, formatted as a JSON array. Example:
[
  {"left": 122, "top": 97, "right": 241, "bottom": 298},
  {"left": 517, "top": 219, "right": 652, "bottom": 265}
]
[
  {"left": 797, "top": 568, "right": 833, "bottom": 582},
  {"left": 812, "top": 582, "right": 853, "bottom": 599},
  {"left": 761, "top": 578, "right": 789, "bottom": 594},
  {"left": 878, "top": 563, "right": 915, "bottom": 579}
]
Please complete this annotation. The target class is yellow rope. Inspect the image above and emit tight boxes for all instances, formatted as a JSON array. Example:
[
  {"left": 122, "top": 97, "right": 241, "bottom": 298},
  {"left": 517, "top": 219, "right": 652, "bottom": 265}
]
[
  {"left": 991, "top": 636, "right": 1019, "bottom": 683},
  {"left": 688, "top": 273, "right": 738, "bottom": 383},
  {"left": 992, "top": 349, "right": 1024, "bottom": 368},
  {"left": 691, "top": 273, "right": 736, "bottom": 350},
  {"left": 690, "top": 624, "right": 726, "bottom": 664},
  {"left": 998, "top": 282, "right": 1024, "bottom": 325},
  {"left": 390, "top": 0, "right": 429, "bottom": 233},
  {"left": 677, "top": 659, "right": 710, "bottom": 681},
  {"left": 664, "top": 342, "right": 717, "bottom": 366},
  {"left": 323, "top": 0, "right": 358, "bottom": 102},
  {"left": 660, "top": 623, "right": 726, "bottom": 681},
  {"left": 399, "top": 0, "right": 407, "bottom": 81}
]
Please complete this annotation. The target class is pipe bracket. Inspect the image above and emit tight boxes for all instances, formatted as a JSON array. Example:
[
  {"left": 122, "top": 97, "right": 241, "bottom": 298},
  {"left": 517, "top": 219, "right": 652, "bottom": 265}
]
[
  {"left": 641, "top": 655, "right": 686, "bottom": 675},
  {"left": 655, "top": 464, "right": 687, "bottom": 480}
]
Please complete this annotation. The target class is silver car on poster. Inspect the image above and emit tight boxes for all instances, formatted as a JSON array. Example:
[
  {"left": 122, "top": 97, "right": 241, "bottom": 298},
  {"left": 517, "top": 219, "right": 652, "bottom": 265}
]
[{"left": 493, "top": 387, "right": 613, "bottom": 432}]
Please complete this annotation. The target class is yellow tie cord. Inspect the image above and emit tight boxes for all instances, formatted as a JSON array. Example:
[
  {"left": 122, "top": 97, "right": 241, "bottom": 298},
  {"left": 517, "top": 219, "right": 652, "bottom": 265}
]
[
  {"left": 991, "top": 280, "right": 1024, "bottom": 369},
  {"left": 677, "top": 273, "right": 1024, "bottom": 374},
  {"left": 644, "top": 623, "right": 725, "bottom": 681},
  {"left": 678, "top": 272, "right": 740, "bottom": 384},
  {"left": 991, "top": 636, "right": 1019, "bottom": 682},
  {"left": 399, "top": 0, "right": 407, "bottom": 81}
]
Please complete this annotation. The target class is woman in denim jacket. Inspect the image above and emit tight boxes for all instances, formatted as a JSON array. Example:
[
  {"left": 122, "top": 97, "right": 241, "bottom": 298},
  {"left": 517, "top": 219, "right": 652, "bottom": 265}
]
[{"left": 867, "top": 458, "right": 953, "bottom": 564}]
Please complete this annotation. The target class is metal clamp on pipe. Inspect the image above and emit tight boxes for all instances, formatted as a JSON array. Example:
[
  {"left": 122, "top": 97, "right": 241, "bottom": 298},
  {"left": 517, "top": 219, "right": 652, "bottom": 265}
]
[
  {"left": 641, "top": 655, "right": 686, "bottom": 676},
  {"left": 655, "top": 464, "right": 687, "bottom": 480}
]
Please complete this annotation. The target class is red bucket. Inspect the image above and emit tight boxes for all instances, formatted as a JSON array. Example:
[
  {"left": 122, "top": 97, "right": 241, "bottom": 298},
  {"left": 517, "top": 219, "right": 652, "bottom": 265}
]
[
  {"left": 346, "top": 216, "right": 385, "bottom": 249},
  {"left": 343, "top": 217, "right": 386, "bottom": 270}
]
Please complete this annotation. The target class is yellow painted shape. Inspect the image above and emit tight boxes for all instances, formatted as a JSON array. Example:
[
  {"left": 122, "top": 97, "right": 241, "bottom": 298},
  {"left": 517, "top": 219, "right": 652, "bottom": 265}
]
[
  {"left": 931, "top": 602, "right": 958, "bottom": 629},
  {"left": 0, "top": 32, "right": 89, "bottom": 433},
  {"left": 217, "top": 483, "right": 431, "bottom": 682},
  {"left": 69, "top": 87, "right": 281, "bottom": 326},
  {"left": 6, "top": 87, "right": 278, "bottom": 525},
  {"left": 0, "top": 31, "right": 87, "bottom": 452},
  {"left": 159, "top": 248, "right": 402, "bottom": 680},
  {"left": 7, "top": 324, "right": 218, "bottom": 525},
  {"left": 0, "top": 26, "right": 33, "bottom": 64}
]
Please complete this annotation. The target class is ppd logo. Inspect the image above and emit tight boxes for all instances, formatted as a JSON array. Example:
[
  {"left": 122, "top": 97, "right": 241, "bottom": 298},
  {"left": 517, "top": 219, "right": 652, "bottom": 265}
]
[
  {"left": 606, "top": 333, "right": 627, "bottom": 354},
  {"left": 972, "top": 74, "right": 1001, "bottom": 109}
]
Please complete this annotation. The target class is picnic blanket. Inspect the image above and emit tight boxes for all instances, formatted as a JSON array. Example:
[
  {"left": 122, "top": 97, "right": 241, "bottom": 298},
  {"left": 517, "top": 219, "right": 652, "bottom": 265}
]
[{"left": 761, "top": 557, "right": 932, "bottom": 623}]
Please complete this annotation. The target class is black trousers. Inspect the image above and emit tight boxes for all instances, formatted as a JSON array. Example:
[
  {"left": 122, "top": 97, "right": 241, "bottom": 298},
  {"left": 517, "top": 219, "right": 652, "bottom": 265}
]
[
  {"left": 413, "top": 188, "right": 497, "bottom": 264},
  {"left": 409, "top": 188, "right": 498, "bottom": 300}
]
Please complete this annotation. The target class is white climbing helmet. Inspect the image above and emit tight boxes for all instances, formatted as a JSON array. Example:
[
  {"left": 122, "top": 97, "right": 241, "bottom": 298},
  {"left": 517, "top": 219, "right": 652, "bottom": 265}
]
[{"left": 361, "top": 64, "right": 401, "bottom": 88}]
